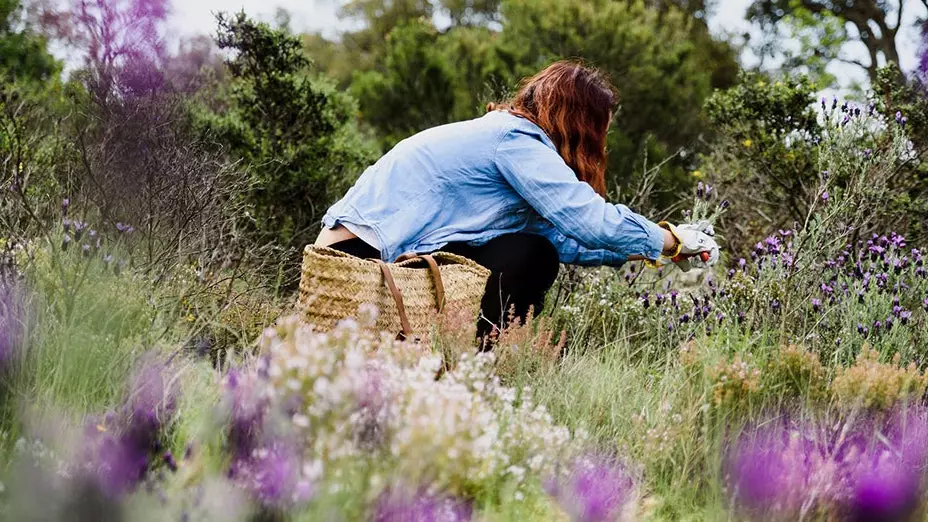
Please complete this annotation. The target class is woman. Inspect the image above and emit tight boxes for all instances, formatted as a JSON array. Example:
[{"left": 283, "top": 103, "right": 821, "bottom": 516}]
[{"left": 316, "top": 61, "right": 720, "bottom": 339}]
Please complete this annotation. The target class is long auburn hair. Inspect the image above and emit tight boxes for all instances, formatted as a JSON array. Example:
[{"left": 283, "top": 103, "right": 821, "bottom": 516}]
[{"left": 487, "top": 60, "right": 617, "bottom": 196}]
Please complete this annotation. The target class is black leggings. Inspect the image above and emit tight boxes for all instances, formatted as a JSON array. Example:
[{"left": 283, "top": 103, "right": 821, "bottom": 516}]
[{"left": 329, "top": 233, "right": 560, "bottom": 339}]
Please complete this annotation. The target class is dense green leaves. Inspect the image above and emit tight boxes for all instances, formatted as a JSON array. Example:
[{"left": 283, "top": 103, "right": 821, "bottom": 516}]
[
  {"left": 0, "top": 0, "right": 59, "bottom": 83},
  {"left": 309, "top": 0, "right": 739, "bottom": 212},
  {"left": 193, "top": 12, "right": 378, "bottom": 251}
]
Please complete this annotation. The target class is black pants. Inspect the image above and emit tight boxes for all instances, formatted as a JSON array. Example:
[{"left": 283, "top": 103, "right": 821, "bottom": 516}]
[{"left": 329, "top": 233, "right": 560, "bottom": 339}]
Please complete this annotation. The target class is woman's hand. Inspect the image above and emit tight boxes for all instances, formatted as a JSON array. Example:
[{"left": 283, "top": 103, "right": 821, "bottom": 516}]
[{"left": 660, "top": 221, "right": 720, "bottom": 272}]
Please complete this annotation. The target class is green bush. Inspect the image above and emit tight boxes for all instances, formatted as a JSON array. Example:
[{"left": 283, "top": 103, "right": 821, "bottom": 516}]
[{"left": 193, "top": 12, "right": 379, "bottom": 252}]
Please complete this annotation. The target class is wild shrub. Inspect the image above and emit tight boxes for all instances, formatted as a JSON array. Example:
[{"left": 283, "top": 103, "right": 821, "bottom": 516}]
[{"left": 193, "top": 12, "right": 378, "bottom": 253}]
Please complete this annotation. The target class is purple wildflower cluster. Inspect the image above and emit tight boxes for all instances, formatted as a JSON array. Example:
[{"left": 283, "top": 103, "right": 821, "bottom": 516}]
[
  {"left": 634, "top": 228, "right": 925, "bottom": 351},
  {"left": 223, "top": 367, "right": 311, "bottom": 508},
  {"left": 545, "top": 454, "right": 638, "bottom": 522},
  {"left": 59, "top": 199, "right": 133, "bottom": 273},
  {"left": 372, "top": 487, "right": 473, "bottom": 522},
  {"left": 727, "top": 410, "right": 928, "bottom": 521},
  {"left": 820, "top": 96, "right": 905, "bottom": 129},
  {"left": 82, "top": 355, "right": 179, "bottom": 498}
]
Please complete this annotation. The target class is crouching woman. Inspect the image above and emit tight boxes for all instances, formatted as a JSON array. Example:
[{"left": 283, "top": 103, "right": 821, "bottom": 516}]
[{"left": 316, "top": 60, "right": 719, "bottom": 339}]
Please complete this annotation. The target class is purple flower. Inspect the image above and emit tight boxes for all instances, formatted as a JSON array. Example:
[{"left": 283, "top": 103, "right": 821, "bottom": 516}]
[
  {"left": 84, "top": 354, "right": 181, "bottom": 498},
  {"left": 224, "top": 369, "right": 267, "bottom": 463},
  {"left": 374, "top": 487, "right": 472, "bottom": 522},
  {"left": 726, "top": 425, "right": 815, "bottom": 516},
  {"left": 900, "top": 310, "right": 913, "bottom": 325},
  {"left": 811, "top": 298, "right": 822, "bottom": 313},
  {"left": 61, "top": 198, "right": 70, "bottom": 217},
  {"left": 247, "top": 442, "right": 301, "bottom": 504},
  {"left": 90, "top": 431, "right": 150, "bottom": 498},
  {"left": 720, "top": 199, "right": 730, "bottom": 210},
  {"left": 851, "top": 465, "right": 920, "bottom": 522},
  {"left": 546, "top": 454, "right": 637, "bottom": 522},
  {"left": 821, "top": 191, "right": 829, "bottom": 204},
  {"left": 896, "top": 111, "right": 903, "bottom": 123}
]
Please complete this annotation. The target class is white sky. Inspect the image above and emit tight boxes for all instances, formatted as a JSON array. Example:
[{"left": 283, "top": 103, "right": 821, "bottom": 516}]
[{"left": 160, "top": 0, "right": 926, "bottom": 93}]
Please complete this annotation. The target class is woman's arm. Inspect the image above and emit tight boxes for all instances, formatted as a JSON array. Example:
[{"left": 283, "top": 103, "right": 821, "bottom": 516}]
[
  {"left": 629, "top": 230, "right": 679, "bottom": 261},
  {"left": 495, "top": 128, "right": 670, "bottom": 263}
]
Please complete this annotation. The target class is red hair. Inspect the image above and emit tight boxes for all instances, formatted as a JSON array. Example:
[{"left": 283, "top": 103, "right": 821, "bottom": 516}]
[{"left": 488, "top": 61, "right": 617, "bottom": 196}]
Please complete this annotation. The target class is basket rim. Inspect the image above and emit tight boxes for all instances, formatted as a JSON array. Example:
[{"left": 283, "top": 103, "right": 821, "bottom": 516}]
[{"left": 304, "top": 244, "right": 490, "bottom": 276}]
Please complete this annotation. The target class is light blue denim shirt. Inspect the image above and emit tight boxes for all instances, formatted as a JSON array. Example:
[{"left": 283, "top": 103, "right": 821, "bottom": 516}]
[{"left": 321, "top": 110, "right": 666, "bottom": 266}]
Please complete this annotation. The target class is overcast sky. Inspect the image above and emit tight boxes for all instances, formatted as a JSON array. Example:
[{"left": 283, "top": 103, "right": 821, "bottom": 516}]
[{"left": 160, "top": 0, "right": 925, "bottom": 93}]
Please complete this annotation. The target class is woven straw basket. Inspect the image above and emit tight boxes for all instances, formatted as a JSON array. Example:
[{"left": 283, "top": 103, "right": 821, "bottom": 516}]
[{"left": 297, "top": 245, "right": 491, "bottom": 340}]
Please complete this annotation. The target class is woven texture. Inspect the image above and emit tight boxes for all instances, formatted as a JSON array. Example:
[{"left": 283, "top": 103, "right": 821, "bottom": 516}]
[{"left": 298, "top": 245, "right": 490, "bottom": 338}]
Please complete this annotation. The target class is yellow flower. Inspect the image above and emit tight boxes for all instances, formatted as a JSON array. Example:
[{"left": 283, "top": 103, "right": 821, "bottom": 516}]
[
  {"left": 692, "top": 170, "right": 703, "bottom": 178},
  {"left": 742, "top": 139, "right": 753, "bottom": 148},
  {"left": 186, "top": 313, "right": 196, "bottom": 323}
]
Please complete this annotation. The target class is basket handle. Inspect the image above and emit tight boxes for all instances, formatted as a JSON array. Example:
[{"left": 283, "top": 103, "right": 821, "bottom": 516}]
[
  {"left": 375, "top": 260, "right": 412, "bottom": 340},
  {"left": 395, "top": 253, "right": 446, "bottom": 314}
]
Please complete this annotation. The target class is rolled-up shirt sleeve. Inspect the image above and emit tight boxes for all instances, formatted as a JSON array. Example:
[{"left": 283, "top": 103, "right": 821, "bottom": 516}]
[{"left": 494, "top": 128, "right": 665, "bottom": 262}]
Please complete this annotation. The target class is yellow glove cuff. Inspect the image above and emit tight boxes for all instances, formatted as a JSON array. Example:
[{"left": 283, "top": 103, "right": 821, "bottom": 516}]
[{"left": 643, "top": 222, "right": 682, "bottom": 269}]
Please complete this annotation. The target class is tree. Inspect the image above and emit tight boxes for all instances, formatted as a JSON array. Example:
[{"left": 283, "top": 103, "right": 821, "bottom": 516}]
[
  {"left": 193, "top": 12, "right": 378, "bottom": 251},
  {"left": 748, "top": 0, "right": 920, "bottom": 85},
  {"left": 0, "top": 0, "right": 59, "bottom": 82},
  {"left": 310, "top": 0, "right": 501, "bottom": 86},
  {"left": 350, "top": 21, "right": 457, "bottom": 146},
  {"left": 498, "top": 0, "right": 739, "bottom": 207}
]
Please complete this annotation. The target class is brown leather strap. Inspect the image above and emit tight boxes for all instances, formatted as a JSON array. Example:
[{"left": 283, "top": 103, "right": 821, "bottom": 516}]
[
  {"left": 394, "top": 253, "right": 446, "bottom": 314},
  {"left": 419, "top": 254, "right": 445, "bottom": 313},
  {"left": 375, "top": 260, "right": 412, "bottom": 340}
]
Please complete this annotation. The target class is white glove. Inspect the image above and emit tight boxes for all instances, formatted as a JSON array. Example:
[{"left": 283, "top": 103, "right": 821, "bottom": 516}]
[{"left": 661, "top": 220, "right": 720, "bottom": 272}]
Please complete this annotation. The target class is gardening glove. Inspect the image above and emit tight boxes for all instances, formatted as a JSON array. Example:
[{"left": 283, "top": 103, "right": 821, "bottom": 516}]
[{"left": 659, "top": 221, "right": 720, "bottom": 272}]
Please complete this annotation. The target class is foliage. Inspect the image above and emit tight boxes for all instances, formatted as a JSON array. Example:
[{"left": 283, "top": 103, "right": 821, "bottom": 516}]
[
  {"left": 193, "top": 12, "right": 378, "bottom": 252},
  {"left": 703, "top": 71, "right": 928, "bottom": 254},
  {"left": 702, "top": 73, "right": 821, "bottom": 252},
  {"left": 747, "top": 0, "right": 914, "bottom": 86},
  {"left": 351, "top": 21, "right": 458, "bottom": 147},
  {"left": 308, "top": 0, "right": 738, "bottom": 212},
  {"left": 0, "top": 0, "right": 59, "bottom": 83}
]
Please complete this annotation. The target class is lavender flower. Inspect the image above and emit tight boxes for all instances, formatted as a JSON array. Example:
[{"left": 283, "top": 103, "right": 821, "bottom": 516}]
[
  {"left": 546, "top": 454, "right": 637, "bottom": 522},
  {"left": 224, "top": 369, "right": 267, "bottom": 464},
  {"left": 821, "top": 191, "right": 829, "bottom": 204},
  {"left": 61, "top": 198, "right": 70, "bottom": 217},
  {"left": 373, "top": 487, "right": 473, "bottom": 522},
  {"left": 811, "top": 298, "right": 822, "bottom": 313}
]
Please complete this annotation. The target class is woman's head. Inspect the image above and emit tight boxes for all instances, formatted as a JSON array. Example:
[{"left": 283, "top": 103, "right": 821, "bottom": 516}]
[{"left": 488, "top": 61, "right": 617, "bottom": 196}]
